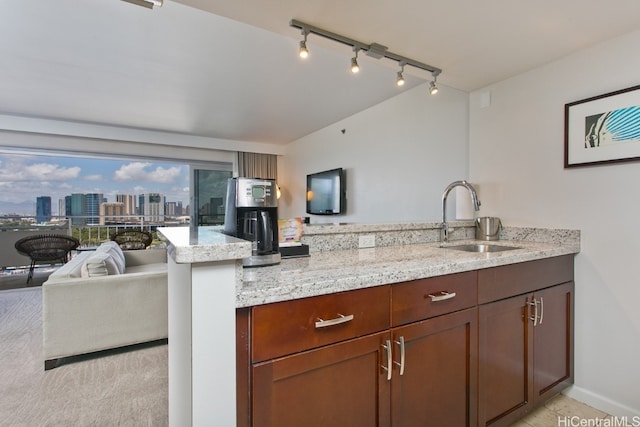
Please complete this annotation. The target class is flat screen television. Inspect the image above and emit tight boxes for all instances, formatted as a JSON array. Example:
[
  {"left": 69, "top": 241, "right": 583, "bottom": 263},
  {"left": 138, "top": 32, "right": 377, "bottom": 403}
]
[{"left": 306, "top": 168, "right": 346, "bottom": 215}]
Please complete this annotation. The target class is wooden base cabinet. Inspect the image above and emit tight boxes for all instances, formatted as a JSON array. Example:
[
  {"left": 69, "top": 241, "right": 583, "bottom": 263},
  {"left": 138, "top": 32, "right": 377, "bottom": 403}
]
[
  {"left": 478, "top": 256, "right": 574, "bottom": 427},
  {"left": 247, "top": 272, "right": 478, "bottom": 427},
  {"left": 251, "top": 309, "right": 477, "bottom": 427},
  {"left": 240, "top": 255, "right": 574, "bottom": 427},
  {"left": 249, "top": 286, "right": 391, "bottom": 427},
  {"left": 391, "top": 308, "right": 478, "bottom": 427},
  {"left": 252, "top": 332, "right": 391, "bottom": 427},
  {"left": 253, "top": 308, "right": 477, "bottom": 427},
  {"left": 533, "top": 282, "right": 574, "bottom": 400}
]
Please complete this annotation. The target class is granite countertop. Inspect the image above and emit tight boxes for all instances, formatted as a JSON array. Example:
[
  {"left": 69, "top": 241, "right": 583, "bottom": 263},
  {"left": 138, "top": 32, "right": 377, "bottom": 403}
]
[
  {"left": 238, "top": 239, "right": 579, "bottom": 308},
  {"left": 158, "top": 224, "right": 579, "bottom": 309},
  {"left": 159, "top": 226, "right": 251, "bottom": 264}
]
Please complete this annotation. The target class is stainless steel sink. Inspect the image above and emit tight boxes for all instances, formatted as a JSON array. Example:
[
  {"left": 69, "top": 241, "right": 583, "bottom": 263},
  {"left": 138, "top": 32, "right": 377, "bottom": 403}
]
[{"left": 441, "top": 243, "right": 521, "bottom": 253}]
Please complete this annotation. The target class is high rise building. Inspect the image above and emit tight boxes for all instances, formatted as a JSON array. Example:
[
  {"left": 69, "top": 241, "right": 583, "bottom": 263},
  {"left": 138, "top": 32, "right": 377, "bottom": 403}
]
[
  {"left": 100, "top": 202, "right": 125, "bottom": 225},
  {"left": 70, "top": 193, "right": 86, "bottom": 225},
  {"left": 85, "top": 193, "right": 105, "bottom": 225},
  {"left": 140, "top": 193, "right": 165, "bottom": 222},
  {"left": 36, "top": 196, "right": 51, "bottom": 223},
  {"left": 58, "top": 198, "right": 66, "bottom": 218},
  {"left": 165, "top": 201, "right": 178, "bottom": 217},
  {"left": 63, "top": 196, "right": 72, "bottom": 217},
  {"left": 116, "top": 194, "right": 137, "bottom": 218}
]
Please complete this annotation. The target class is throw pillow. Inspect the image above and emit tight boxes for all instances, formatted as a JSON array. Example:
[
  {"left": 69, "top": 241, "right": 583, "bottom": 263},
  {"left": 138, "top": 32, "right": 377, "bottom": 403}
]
[
  {"left": 80, "top": 252, "right": 121, "bottom": 277},
  {"left": 97, "top": 241, "right": 126, "bottom": 274}
]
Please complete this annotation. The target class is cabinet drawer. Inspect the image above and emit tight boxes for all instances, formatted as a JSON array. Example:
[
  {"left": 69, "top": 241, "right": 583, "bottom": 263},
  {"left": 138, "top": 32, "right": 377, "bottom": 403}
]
[
  {"left": 391, "top": 271, "right": 477, "bottom": 327},
  {"left": 478, "top": 255, "right": 574, "bottom": 304},
  {"left": 252, "top": 285, "right": 390, "bottom": 362}
]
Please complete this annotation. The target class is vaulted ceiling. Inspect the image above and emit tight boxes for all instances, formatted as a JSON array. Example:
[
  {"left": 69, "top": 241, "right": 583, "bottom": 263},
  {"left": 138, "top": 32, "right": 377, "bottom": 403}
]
[{"left": 2, "top": 0, "right": 639, "bottom": 145}]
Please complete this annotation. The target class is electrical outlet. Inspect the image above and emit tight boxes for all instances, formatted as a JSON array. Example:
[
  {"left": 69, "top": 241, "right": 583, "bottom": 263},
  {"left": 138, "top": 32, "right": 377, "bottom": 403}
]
[{"left": 358, "top": 234, "right": 375, "bottom": 248}]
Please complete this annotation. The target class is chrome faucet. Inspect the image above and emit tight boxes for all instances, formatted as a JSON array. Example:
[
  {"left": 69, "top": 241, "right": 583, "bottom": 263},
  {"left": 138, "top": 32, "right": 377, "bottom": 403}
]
[{"left": 441, "top": 180, "right": 481, "bottom": 243}]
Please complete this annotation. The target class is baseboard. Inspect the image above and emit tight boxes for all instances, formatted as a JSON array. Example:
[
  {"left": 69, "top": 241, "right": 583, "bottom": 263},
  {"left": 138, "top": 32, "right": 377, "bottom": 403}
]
[{"left": 564, "top": 385, "right": 640, "bottom": 419}]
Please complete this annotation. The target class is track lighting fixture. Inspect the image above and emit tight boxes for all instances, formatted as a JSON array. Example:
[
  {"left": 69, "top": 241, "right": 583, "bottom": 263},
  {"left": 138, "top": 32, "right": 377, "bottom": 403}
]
[
  {"left": 351, "top": 49, "right": 360, "bottom": 74},
  {"left": 429, "top": 72, "right": 439, "bottom": 95},
  {"left": 121, "top": 0, "right": 162, "bottom": 9},
  {"left": 299, "top": 30, "right": 310, "bottom": 59},
  {"left": 396, "top": 63, "right": 406, "bottom": 86},
  {"left": 290, "top": 19, "right": 442, "bottom": 91}
]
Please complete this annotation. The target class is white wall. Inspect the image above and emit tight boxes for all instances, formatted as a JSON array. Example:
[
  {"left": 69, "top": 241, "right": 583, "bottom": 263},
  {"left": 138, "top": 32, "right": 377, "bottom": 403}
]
[
  {"left": 278, "top": 83, "right": 469, "bottom": 223},
  {"left": 469, "top": 29, "right": 640, "bottom": 417}
]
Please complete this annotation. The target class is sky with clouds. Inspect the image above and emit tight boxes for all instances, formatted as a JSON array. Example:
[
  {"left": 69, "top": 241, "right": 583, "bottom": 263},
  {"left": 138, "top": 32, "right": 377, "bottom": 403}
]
[{"left": 0, "top": 153, "right": 190, "bottom": 215}]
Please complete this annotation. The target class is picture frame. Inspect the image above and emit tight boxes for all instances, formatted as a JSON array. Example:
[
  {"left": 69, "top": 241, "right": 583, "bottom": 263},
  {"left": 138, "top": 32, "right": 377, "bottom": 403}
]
[{"left": 564, "top": 84, "right": 640, "bottom": 168}]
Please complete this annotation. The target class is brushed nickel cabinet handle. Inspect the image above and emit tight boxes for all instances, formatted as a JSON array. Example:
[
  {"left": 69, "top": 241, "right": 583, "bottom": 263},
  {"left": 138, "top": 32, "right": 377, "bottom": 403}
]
[
  {"left": 539, "top": 297, "right": 544, "bottom": 325},
  {"left": 314, "top": 313, "right": 354, "bottom": 329},
  {"left": 381, "top": 340, "right": 393, "bottom": 381},
  {"left": 527, "top": 298, "right": 538, "bottom": 326},
  {"left": 427, "top": 291, "right": 457, "bottom": 302},
  {"left": 394, "top": 336, "right": 406, "bottom": 376}
]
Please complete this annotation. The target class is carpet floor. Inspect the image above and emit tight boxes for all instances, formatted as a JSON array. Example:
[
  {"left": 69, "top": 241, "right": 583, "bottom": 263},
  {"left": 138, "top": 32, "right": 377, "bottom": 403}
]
[{"left": 0, "top": 287, "right": 168, "bottom": 426}]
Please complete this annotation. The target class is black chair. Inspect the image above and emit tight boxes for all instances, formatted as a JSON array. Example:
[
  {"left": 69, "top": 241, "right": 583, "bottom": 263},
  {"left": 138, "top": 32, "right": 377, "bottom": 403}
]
[
  {"left": 14, "top": 234, "right": 80, "bottom": 284},
  {"left": 110, "top": 229, "right": 153, "bottom": 250}
]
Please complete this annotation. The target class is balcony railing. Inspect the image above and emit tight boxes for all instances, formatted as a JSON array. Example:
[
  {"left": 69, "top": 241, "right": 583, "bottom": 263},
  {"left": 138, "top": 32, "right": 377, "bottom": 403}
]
[{"left": 0, "top": 214, "right": 190, "bottom": 269}]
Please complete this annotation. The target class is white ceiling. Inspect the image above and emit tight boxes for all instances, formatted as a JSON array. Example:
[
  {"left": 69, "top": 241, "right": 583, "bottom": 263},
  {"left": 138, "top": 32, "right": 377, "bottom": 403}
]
[{"left": 2, "top": 0, "right": 640, "bottom": 145}]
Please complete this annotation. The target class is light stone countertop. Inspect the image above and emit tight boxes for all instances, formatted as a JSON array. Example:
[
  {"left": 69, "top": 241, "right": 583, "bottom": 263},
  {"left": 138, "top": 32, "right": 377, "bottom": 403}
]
[
  {"left": 159, "top": 226, "right": 251, "bottom": 264},
  {"left": 158, "top": 224, "right": 580, "bottom": 308},
  {"left": 238, "top": 239, "right": 580, "bottom": 308}
]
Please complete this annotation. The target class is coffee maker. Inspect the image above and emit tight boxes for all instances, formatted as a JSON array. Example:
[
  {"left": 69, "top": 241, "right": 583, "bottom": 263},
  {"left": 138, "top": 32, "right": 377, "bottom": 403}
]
[{"left": 224, "top": 177, "right": 281, "bottom": 267}]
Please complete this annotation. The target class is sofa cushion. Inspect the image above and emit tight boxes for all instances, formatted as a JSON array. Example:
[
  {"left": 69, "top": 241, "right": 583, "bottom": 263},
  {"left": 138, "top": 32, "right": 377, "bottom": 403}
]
[
  {"left": 81, "top": 252, "right": 121, "bottom": 277},
  {"left": 96, "top": 241, "right": 125, "bottom": 274},
  {"left": 48, "top": 251, "right": 90, "bottom": 280}
]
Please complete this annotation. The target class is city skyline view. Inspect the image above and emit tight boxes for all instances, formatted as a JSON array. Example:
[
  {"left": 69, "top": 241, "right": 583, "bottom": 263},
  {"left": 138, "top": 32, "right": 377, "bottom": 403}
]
[{"left": 0, "top": 152, "right": 190, "bottom": 216}]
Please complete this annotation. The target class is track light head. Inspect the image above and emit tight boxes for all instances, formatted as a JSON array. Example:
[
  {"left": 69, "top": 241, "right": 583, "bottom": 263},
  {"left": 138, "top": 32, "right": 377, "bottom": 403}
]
[
  {"left": 350, "top": 49, "right": 360, "bottom": 74},
  {"left": 429, "top": 72, "right": 439, "bottom": 95},
  {"left": 299, "top": 30, "right": 310, "bottom": 59},
  {"left": 396, "top": 63, "right": 406, "bottom": 86},
  {"left": 299, "top": 40, "right": 309, "bottom": 58},
  {"left": 429, "top": 81, "right": 438, "bottom": 95},
  {"left": 351, "top": 57, "right": 360, "bottom": 73}
]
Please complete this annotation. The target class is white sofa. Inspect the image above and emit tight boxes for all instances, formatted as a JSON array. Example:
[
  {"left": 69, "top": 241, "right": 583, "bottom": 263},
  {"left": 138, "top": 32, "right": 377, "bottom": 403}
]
[{"left": 42, "top": 241, "right": 168, "bottom": 370}]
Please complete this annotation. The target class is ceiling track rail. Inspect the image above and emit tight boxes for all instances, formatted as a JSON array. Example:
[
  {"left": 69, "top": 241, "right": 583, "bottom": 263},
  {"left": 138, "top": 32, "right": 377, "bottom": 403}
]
[{"left": 290, "top": 19, "right": 442, "bottom": 77}]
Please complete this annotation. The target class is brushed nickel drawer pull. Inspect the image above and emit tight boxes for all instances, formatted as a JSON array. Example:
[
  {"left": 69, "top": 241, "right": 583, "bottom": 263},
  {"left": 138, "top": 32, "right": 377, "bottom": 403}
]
[
  {"left": 427, "top": 291, "right": 457, "bottom": 302},
  {"left": 381, "top": 340, "right": 393, "bottom": 381},
  {"left": 314, "top": 313, "right": 354, "bottom": 329}
]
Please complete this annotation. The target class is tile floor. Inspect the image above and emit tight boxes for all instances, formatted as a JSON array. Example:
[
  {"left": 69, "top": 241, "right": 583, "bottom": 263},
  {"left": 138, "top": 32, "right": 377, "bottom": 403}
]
[{"left": 514, "top": 394, "right": 631, "bottom": 427}]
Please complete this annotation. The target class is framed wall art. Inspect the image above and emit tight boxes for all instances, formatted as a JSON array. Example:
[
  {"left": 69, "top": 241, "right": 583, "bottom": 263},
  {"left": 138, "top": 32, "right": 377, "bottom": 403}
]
[{"left": 564, "top": 84, "right": 640, "bottom": 168}]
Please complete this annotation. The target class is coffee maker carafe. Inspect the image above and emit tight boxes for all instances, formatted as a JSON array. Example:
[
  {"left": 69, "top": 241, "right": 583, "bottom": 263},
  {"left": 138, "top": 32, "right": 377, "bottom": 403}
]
[{"left": 224, "top": 177, "right": 281, "bottom": 267}]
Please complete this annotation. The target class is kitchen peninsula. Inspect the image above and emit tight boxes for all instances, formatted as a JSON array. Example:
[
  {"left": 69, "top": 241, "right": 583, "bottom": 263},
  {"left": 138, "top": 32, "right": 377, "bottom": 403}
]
[
  {"left": 159, "top": 226, "right": 250, "bottom": 427},
  {"left": 161, "top": 222, "right": 580, "bottom": 427}
]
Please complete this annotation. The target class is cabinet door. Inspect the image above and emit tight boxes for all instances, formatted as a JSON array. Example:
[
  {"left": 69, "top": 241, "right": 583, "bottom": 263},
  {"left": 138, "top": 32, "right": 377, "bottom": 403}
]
[
  {"left": 533, "top": 282, "right": 574, "bottom": 402},
  {"left": 252, "top": 331, "right": 391, "bottom": 427},
  {"left": 478, "top": 294, "right": 533, "bottom": 427},
  {"left": 391, "top": 308, "right": 478, "bottom": 427}
]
